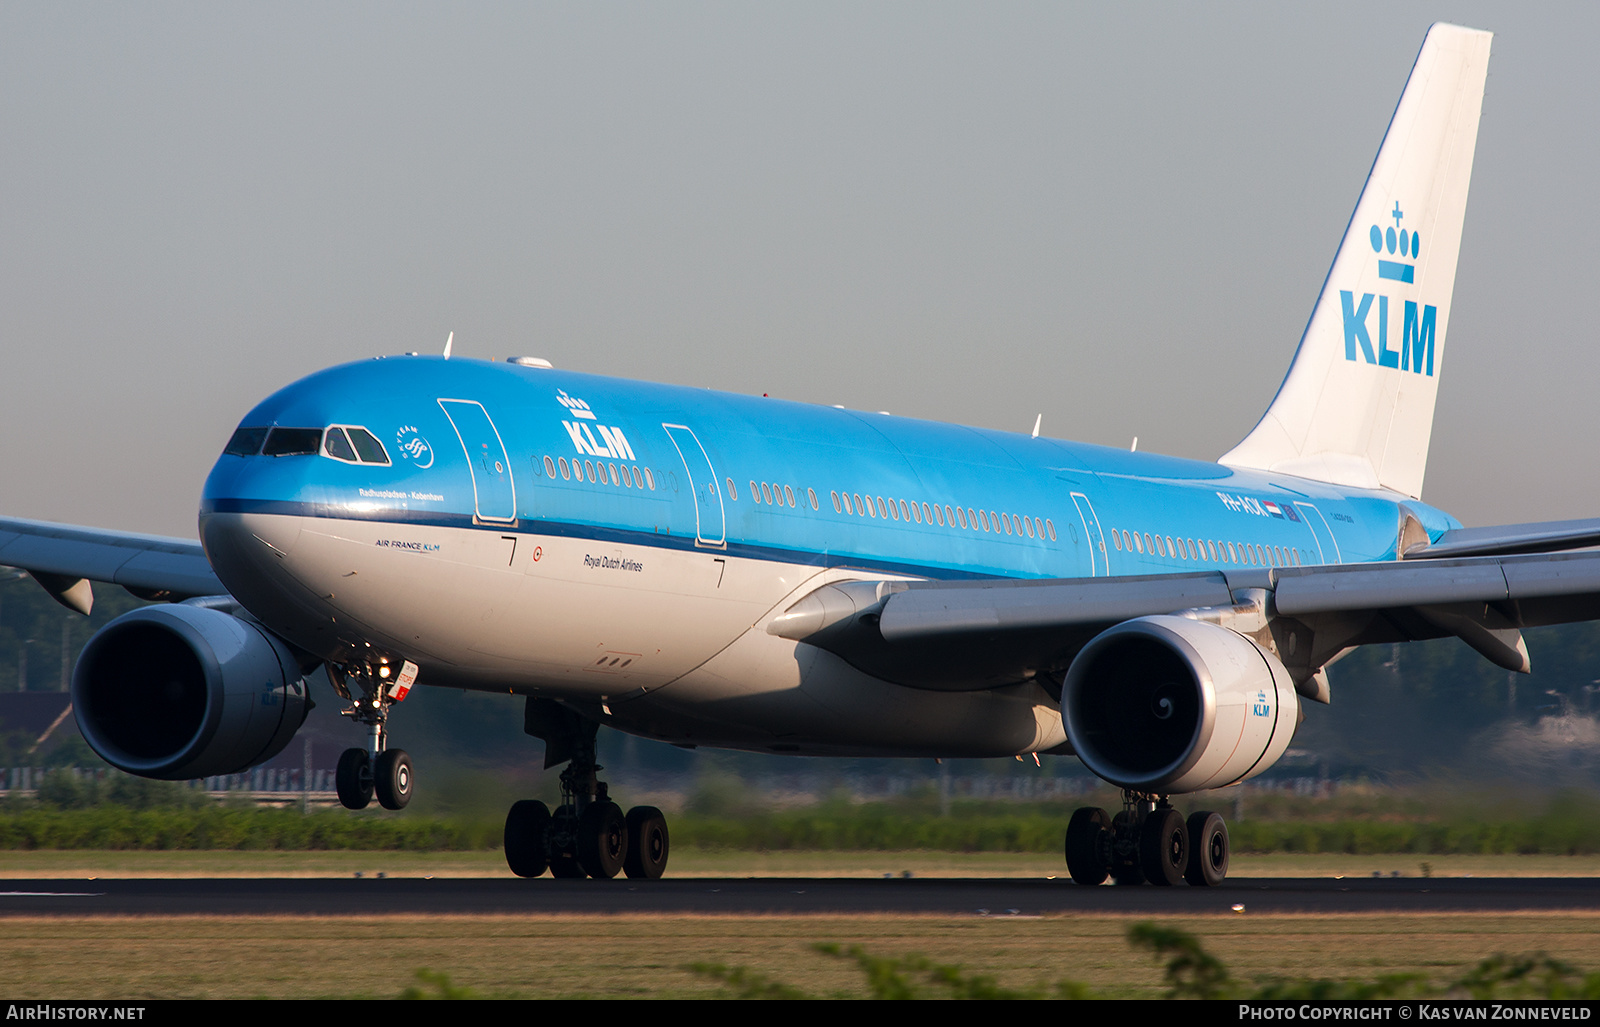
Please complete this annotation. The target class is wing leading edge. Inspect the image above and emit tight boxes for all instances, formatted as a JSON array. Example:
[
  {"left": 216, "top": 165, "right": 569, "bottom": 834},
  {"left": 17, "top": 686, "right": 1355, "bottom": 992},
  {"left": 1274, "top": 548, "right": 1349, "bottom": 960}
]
[
  {"left": 0, "top": 516, "right": 225, "bottom": 613},
  {"left": 773, "top": 547, "right": 1600, "bottom": 698}
]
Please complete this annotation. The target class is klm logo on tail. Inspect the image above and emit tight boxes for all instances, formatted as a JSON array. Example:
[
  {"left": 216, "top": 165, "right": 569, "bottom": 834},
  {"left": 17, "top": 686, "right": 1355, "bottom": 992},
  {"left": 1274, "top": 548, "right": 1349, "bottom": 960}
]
[{"left": 1341, "top": 201, "right": 1436, "bottom": 376}]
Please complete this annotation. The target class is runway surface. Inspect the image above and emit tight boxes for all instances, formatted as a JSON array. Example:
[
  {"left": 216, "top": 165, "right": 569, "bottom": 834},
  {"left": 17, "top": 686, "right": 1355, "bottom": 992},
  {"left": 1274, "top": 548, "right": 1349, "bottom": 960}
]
[{"left": 3, "top": 876, "right": 1599, "bottom": 916}]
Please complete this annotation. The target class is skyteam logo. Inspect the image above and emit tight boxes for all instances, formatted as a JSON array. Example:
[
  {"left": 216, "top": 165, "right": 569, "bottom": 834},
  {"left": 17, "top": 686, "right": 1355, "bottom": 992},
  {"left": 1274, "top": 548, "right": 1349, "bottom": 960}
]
[
  {"left": 556, "top": 390, "right": 636, "bottom": 461},
  {"left": 1341, "top": 200, "right": 1436, "bottom": 376},
  {"left": 394, "top": 425, "right": 434, "bottom": 469}
]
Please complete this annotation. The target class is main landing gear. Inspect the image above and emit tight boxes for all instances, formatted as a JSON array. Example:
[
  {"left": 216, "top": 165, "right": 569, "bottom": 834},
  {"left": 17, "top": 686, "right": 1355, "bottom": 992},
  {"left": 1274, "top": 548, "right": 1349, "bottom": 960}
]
[
  {"left": 330, "top": 661, "right": 415, "bottom": 811},
  {"left": 1065, "top": 792, "right": 1229, "bottom": 887},
  {"left": 504, "top": 698, "right": 669, "bottom": 880}
]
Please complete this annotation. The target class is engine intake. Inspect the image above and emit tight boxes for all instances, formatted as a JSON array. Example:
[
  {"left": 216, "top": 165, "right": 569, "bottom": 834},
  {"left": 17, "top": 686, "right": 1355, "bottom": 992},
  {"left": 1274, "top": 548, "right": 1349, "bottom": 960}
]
[
  {"left": 71, "top": 604, "right": 313, "bottom": 780},
  {"left": 1061, "top": 615, "right": 1297, "bottom": 792}
]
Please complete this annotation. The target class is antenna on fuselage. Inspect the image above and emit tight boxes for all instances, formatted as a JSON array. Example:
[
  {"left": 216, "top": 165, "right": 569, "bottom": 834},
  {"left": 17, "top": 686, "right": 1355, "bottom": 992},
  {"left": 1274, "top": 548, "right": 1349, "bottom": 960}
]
[
  {"left": 1031, "top": 414, "right": 1042, "bottom": 439},
  {"left": 1130, "top": 436, "right": 1138, "bottom": 452},
  {"left": 442, "top": 331, "right": 454, "bottom": 359}
]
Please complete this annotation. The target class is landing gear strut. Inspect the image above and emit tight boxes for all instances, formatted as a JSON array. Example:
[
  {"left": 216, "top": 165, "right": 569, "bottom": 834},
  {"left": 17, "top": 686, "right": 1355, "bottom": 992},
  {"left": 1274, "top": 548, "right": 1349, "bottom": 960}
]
[
  {"left": 1064, "top": 792, "right": 1229, "bottom": 887},
  {"left": 504, "top": 698, "right": 670, "bottom": 880},
  {"left": 330, "top": 661, "right": 414, "bottom": 811}
]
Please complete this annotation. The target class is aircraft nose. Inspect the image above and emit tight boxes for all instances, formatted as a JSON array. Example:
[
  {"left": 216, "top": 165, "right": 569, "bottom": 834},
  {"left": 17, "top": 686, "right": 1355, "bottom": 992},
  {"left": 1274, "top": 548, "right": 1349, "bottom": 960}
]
[{"left": 199, "top": 508, "right": 302, "bottom": 592}]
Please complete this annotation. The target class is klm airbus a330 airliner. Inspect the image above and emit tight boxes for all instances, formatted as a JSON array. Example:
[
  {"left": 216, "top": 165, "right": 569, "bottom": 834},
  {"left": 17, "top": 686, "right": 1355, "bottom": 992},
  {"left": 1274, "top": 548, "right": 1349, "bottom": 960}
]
[{"left": 3, "top": 23, "right": 1594, "bottom": 885}]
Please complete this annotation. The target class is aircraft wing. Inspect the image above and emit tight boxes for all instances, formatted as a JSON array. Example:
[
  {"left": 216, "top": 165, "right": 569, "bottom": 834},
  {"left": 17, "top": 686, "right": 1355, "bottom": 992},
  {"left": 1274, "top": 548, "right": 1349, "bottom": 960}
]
[
  {"left": 0, "top": 516, "right": 224, "bottom": 612},
  {"left": 1414, "top": 517, "right": 1600, "bottom": 559},
  {"left": 773, "top": 549, "right": 1600, "bottom": 694}
]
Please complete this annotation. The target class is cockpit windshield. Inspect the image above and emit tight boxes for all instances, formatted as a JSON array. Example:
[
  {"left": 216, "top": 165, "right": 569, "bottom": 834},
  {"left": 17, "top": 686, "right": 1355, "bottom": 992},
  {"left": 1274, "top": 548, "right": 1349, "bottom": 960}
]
[
  {"left": 262, "top": 428, "right": 324, "bottom": 457},
  {"left": 224, "top": 425, "right": 391, "bottom": 465},
  {"left": 223, "top": 427, "right": 268, "bottom": 456}
]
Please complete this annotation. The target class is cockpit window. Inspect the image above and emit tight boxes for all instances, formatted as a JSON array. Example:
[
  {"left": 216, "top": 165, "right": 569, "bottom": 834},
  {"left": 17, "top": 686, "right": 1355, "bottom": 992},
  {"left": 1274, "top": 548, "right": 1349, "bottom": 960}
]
[
  {"left": 323, "top": 427, "right": 358, "bottom": 462},
  {"left": 345, "top": 427, "right": 390, "bottom": 465},
  {"left": 263, "top": 428, "right": 323, "bottom": 456},
  {"left": 223, "top": 427, "right": 268, "bottom": 456},
  {"left": 239, "top": 424, "right": 393, "bottom": 464},
  {"left": 322, "top": 424, "right": 391, "bottom": 465}
]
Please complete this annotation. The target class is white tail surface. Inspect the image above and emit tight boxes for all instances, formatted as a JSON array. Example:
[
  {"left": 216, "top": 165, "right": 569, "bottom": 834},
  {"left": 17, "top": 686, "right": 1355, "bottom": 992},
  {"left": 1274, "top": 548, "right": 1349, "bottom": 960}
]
[{"left": 1220, "top": 23, "right": 1491, "bottom": 500}]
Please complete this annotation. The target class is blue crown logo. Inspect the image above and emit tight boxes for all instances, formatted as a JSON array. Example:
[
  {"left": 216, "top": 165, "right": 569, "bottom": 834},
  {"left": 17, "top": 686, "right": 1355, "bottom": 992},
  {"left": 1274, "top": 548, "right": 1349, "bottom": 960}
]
[{"left": 1368, "top": 201, "right": 1418, "bottom": 283}]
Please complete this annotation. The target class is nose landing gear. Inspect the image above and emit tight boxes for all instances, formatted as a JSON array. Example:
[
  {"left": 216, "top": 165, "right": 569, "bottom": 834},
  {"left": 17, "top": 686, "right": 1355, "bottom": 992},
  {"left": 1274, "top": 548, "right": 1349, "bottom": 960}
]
[
  {"left": 1064, "top": 792, "right": 1230, "bottom": 887},
  {"left": 330, "top": 660, "right": 416, "bottom": 811}
]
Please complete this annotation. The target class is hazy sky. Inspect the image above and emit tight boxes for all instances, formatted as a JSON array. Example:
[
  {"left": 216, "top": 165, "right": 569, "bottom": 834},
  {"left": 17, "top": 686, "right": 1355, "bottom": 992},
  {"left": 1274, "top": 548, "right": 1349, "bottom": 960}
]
[{"left": 3, "top": 3, "right": 1597, "bottom": 538}]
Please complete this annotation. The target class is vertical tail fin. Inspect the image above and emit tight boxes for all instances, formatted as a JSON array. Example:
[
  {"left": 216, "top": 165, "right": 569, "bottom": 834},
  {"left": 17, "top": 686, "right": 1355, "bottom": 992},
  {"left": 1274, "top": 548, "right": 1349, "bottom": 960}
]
[{"left": 1220, "top": 23, "right": 1491, "bottom": 499}]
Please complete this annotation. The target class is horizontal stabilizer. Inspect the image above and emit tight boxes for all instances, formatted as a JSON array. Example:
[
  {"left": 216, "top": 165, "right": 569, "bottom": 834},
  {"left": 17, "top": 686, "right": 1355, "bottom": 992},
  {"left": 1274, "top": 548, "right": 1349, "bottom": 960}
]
[{"left": 1412, "top": 518, "right": 1600, "bottom": 559}]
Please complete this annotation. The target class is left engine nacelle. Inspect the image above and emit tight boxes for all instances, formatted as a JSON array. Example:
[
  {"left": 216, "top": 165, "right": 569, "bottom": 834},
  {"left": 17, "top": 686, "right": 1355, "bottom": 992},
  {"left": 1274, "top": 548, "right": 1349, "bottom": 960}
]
[
  {"left": 71, "top": 604, "right": 313, "bottom": 780},
  {"left": 1061, "top": 615, "right": 1298, "bottom": 793}
]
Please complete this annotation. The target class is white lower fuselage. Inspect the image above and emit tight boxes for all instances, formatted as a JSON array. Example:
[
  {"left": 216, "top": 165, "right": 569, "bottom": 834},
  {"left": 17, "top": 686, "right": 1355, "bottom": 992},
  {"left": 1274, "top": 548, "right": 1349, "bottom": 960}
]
[{"left": 202, "top": 509, "right": 1068, "bottom": 759}]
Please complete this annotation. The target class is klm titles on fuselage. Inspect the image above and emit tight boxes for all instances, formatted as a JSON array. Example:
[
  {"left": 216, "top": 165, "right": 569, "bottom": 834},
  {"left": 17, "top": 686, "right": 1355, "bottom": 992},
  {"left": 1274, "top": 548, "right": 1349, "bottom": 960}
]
[
  {"left": 557, "top": 389, "right": 636, "bottom": 461},
  {"left": 1341, "top": 202, "right": 1436, "bottom": 376}
]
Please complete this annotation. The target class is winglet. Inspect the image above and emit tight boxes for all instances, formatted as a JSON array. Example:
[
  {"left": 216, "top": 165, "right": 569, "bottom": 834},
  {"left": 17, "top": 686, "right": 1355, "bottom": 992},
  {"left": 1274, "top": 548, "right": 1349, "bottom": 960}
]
[{"left": 1220, "top": 24, "right": 1492, "bottom": 499}]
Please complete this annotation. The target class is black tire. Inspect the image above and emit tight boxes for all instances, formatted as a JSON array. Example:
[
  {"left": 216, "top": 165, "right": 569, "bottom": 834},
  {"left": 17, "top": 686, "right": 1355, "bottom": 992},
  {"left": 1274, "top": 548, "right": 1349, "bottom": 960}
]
[
  {"left": 1110, "top": 810, "right": 1145, "bottom": 886},
  {"left": 577, "top": 801, "right": 628, "bottom": 879},
  {"left": 1184, "top": 811, "right": 1229, "bottom": 887},
  {"left": 623, "top": 806, "right": 670, "bottom": 880},
  {"left": 548, "top": 805, "right": 584, "bottom": 878},
  {"left": 374, "top": 748, "right": 413, "bottom": 810},
  {"left": 504, "top": 800, "right": 551, "bottom": 878},
  {"left": 335, "top": 747, "right": 372, "bottom": 810},
  {"left": 1139, "top": 807, "right": 1189, "bottom": 886},
  {"left": 1064, "top": 807, "right": 1111, "bottom": 886}
]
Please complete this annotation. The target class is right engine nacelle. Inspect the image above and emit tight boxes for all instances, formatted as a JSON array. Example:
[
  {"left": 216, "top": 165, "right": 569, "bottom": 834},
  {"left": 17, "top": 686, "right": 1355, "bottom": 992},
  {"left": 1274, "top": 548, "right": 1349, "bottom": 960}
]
[
  {"left": 1061, "top": 615, "right": 1298, "bottom": 793},
  {"left": 71, "top": 603, "right": 313, "bottom": 781}
]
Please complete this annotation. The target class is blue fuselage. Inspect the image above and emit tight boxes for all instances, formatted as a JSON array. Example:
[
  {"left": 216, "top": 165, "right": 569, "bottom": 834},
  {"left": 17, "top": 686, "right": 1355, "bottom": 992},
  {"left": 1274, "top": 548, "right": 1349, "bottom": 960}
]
[{"left": 201, "top": 355, "right": 1457, "bottom": 585}]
